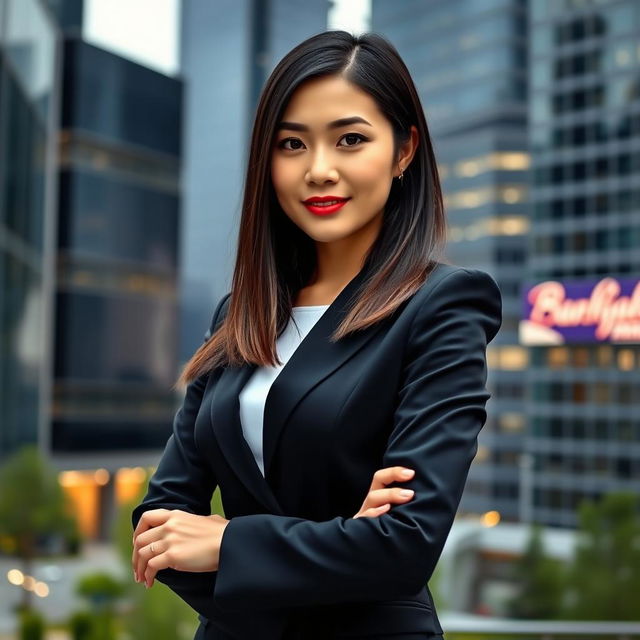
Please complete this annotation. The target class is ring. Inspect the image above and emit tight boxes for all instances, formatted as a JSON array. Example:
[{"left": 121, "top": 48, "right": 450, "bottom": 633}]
[{"left": 150, "top": 543, "right": 156, "bottom": 554}]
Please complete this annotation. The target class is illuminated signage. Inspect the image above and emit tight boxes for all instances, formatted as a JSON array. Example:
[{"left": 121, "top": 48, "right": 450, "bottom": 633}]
[{"left": 519, "top": 277, "right": 640, "bottom": 345}]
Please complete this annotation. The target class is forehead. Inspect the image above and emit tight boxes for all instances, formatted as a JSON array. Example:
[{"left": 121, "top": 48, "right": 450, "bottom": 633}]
[{"left": 280, "top": 75, "right": 384, "bottom": 125}]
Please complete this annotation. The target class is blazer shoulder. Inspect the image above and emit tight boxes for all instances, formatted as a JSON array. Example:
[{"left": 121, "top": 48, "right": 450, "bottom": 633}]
[
  {"left": 414, "top": 263, "right": 501, "bottom": 306},
  {"left": 418, "top": 262, "right": 502, "bottom": 301},
  {"left": 408, "top": 264, "right": 502, "bottom": 342}
]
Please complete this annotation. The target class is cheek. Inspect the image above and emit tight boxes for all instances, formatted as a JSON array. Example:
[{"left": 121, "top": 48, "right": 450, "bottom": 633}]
[
  {"left": 350, "top": 149, "right": 392, "bottom": 188},
  {"left": 271, "top": 157, "right": 295, "bottom": 197},
  {"left": 352, "top": 160, "right": 392, "bottom": 203}
]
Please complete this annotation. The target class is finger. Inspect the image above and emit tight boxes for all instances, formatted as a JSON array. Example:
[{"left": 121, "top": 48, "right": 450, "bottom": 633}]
[
  {"left": 133, "top": 509, "right": 171, "bottom": 540},
  {"left": 369, "top": 466, "right": 415, "bottom": 491},
  {"left": 137, "top": 539, "right": 165, "bottom": 586},
  {"left": 132, "top": 510, "right": 171, "bottom": 580},
  {"left": 363, "top": 487, "right": 415, "bottom": 510},
  {"left": 354, "top": 504, "right": 390, "bottom": 519},
  {"left": 145, "top": 550, "right": 172, "bottom": 588}
]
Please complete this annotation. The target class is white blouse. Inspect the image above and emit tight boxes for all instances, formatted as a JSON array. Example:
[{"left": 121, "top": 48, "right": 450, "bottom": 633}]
[{"left": 238, "top": 304, "right": 330, "bottom": 476}]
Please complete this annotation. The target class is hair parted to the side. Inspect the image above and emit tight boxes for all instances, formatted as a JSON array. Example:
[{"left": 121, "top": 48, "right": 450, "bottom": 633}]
[{"left": 174, "top": 29, "right": 448, "bottom": 389}]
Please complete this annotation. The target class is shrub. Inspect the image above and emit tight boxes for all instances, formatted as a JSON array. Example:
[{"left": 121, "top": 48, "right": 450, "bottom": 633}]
[{"left": 19, "top": 609, "right": 44, "bottom": 640}]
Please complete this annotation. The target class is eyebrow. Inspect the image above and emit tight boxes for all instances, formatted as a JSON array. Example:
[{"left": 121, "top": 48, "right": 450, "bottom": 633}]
[{"left": 276, "top": 116, "right": 373, "bottom": 132}]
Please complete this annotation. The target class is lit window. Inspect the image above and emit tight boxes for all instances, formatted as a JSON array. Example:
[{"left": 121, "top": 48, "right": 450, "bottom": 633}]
[
  {"left": 500, "top": 346, "right": 529, "bottom": 370},
  {"left": 596, "top": 345, "right": 613, "bottom": 367},
  {"left": 617, "top": 349, "right": 634, "bottom": 371},
  {"left": 499, "top": 413, "right": 525, "bottom": 432},
  {"left": 548, "top": 347, "right": 569, "bottom": 368}
]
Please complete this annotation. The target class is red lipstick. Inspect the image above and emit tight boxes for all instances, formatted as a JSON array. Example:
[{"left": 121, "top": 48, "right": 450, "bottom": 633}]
[{"left": 302, "top": 195, "right": 351, "bottom": 216}]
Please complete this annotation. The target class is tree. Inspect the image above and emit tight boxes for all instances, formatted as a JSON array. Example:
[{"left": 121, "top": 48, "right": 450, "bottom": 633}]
[
  {"left": 562, "top": 491, "right": 640, "bottom": 621},
  {"left": 0, "top": 444, "right": 79, "bottom": 611},
  {"left": 507, "top": 522, "right": 564, "bottom": 619}
]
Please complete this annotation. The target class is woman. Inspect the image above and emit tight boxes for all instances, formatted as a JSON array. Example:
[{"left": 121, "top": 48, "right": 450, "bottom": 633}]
[{"left": 131, "top": 30, "right": 502, "bottom": 640}]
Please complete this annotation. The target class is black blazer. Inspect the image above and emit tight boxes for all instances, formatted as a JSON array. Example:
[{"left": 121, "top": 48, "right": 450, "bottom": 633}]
[{"left": 132, "top": 261, "right": 502, "bottom": 640}]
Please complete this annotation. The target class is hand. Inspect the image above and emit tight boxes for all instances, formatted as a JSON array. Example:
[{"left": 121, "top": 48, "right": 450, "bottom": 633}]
[
  {"left": 132, "top": 509, "right": 230, "bottom": 588},
  {"left": 353, "top": 466, "right": 415, "bottom": 519}
]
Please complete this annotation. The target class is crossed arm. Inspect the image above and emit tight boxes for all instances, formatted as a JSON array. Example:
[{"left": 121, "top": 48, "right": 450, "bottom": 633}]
[{"left": 131, "top": 268, "right": 502, "bottom": 615}]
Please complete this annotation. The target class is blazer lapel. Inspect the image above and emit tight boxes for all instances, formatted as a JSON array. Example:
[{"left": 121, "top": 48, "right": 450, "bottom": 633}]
[{"left": 210, "top": 261, "right": 387, "bottom": 512}]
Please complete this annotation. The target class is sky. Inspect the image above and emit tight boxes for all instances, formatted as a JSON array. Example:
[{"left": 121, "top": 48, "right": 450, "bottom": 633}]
[
  {"left": 84, "top": 0, "right": 181, "bottom": 75},
  {"left": 83, "top": 0, "right": 371, "bottom": 76}
]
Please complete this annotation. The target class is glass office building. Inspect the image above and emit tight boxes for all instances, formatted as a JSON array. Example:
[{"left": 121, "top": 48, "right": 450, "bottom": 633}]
[
  {"left": 0, "top": 0, "right": 59, "bottom": 461},
  {"left": 53, "top": 37, "right": 184, "bottom": 460},
  {"left": 372, "top": 0, "right": 530, "bottom": 522},
  {"left": 526, "top": 0, "right": 640, "bottom": 527},
  {"left": 42, "top": 0, "right": 186, "bottom": 538},
  {"left": 179, "top": 0, "right": 329, "bottom": 361}
]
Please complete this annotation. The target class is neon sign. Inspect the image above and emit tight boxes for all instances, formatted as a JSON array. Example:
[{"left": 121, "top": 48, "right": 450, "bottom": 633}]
[{"left": 519, "top": 277, "right": 640, "bottom": 345}]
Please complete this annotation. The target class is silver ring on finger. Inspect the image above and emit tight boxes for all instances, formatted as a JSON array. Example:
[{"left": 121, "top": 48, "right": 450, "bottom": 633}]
[{"left": 150, "top": 542, "right": 156, "bottom": 554}]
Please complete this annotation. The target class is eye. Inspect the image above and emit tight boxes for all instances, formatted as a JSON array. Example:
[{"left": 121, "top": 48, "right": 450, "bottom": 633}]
[
  {"left": 277, "top": 137, "right": 305, "bottom": 151},
  {"left": 337, "top": 132, "right": 368, "bottom": 147},
  {"left": 276, "top": 132, "right": 368, "bottom": 151}
]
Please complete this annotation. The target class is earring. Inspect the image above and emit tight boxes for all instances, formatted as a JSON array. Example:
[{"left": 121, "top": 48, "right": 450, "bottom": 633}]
[{"left": 398, "top": 167, "right": 404, "bottom": 185}]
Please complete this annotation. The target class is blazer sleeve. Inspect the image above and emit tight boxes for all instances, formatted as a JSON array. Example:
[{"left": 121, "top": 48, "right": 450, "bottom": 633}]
[
  {"left": 212, "top": 267, "right": 502, "bottom": 612},
  {"left": 131, "top": 292, "right": 230, "bottom": 620}
]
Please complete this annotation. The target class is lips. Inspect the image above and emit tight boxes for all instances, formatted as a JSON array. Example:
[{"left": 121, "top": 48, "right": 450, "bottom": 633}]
[
  {"left": 302, "top": 197, "right": 351, "bottom": 216},
  {"left": 303, "top": 195, "right": 351, "bottom": 216},
  {"left": 302, "top": 196, "right": 350, "bottom": 205}
]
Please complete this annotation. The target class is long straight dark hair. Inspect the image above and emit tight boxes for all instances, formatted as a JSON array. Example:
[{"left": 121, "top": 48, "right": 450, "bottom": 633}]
[{"left": 176, "top": 30, "right": 447, "bottom": 388}]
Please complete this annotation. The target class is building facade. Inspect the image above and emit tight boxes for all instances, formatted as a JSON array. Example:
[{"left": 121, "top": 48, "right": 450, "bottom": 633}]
[
  {"left": 526, "top": 0, "right": 640, "bottom": 527},
  {"left": 0, "top": 0, "right": 60, "bottom": 462},
  {"left": 51, "top": 34, "right": 184, "bottom": 537},
  {"left": 371, "top": 0, "right": 530, "bottom": 523}
]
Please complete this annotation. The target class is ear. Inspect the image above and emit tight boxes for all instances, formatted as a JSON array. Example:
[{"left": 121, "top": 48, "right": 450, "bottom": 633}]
[{"left": 394, "top": 125, "right": 419, "bottom": 177}]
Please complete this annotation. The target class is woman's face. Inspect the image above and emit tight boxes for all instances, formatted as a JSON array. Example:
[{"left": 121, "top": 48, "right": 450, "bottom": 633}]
[{"left": 270, "top": 74, "right": 414, "bottom": 247}]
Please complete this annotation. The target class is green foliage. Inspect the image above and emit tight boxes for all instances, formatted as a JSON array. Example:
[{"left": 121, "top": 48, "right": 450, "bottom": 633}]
[
  {"left": 111, "top": 481, "right": 199, "bottom": 640},
  {"left": 72, "top": 571, "right": 125, "bottom": 640},
  {"left": 18, "top": 609, "right": 45, "bottom": 640},
  {"left": 211, "top": 485, "right": 225, "bottom": 516},
  {"left": 507, "top": 522, "right": 564, "bottom": 619},
  {"left": 85, "top": 610, "right": 117, "bottom": 640},
  {"left": 562, "top": 491, "right": 640, "bottom": 621},
  {"left": 0, "top": 445, "right": 76, "bottom": 552},
  {"left": 68, "top": 610, "right": 116, "bottom": 640},
  {"left": 122, "top": 580, "right": 199, "bottom": 640},
  {"left": 427, "top": 561, "right": 445, "bottom": 610},
  {"left": 0, "top": 444, "right": 80, "bottom": 612},
  {"left": 69, "top": 610, "right": 94, "bottom": 640},
  {"left": 76, "top": 571, "right": 126, "bottom": 608},
  {"left": 0, "top": 444, "right": 78, "bottom": 548}
]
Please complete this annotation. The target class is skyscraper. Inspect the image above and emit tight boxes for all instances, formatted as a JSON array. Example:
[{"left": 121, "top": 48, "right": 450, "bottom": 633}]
[
  {"left": 0, "top": 0, "right": 60, "bottom": 462},
  {"left": 524, "top": 0, "right": 640, "bottom": 527},
  {"left": 179, "top": 0, "right": 329, "bottom": 361},
  {"left": 42, "top": 0, "right": 184, "bottom": 539},
  {"left": 372, "top": 0, "right": 529, "bottom": 522}
]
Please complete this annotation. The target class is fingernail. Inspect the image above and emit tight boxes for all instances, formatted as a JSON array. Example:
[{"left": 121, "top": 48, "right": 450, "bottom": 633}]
[
  {"left": 401, "top": 469, "right": 415, "bottom": 476},
  {"left": 400, "top": 489, "right": 414, "bottom": 497},
  {"left": 133, "top": 571, "right": 138, "bottom": 583}
]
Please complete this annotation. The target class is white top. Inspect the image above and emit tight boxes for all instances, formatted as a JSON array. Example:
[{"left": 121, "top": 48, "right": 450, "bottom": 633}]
[{"left": 238, "top": 305, "right": 330, "bottom": 476}]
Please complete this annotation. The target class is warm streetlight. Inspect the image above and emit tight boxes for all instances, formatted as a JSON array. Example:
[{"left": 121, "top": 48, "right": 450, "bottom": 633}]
[
  {"left": 481, "top": 510, "right": 501, "bottom": 527},
  {"left": 7, "top": 569, "right": 24, "bottom": 585},
  {"left": 6, "top": 569, "right": 50, "bottom": 597}
]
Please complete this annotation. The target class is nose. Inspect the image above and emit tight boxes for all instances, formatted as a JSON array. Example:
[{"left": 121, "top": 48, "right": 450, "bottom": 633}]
[{"left": 305, "top": 148, "right": 338, "bottom": 184}]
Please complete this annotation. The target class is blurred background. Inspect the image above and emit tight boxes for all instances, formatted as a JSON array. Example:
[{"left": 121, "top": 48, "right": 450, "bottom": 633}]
[{"left": 1, "top": 0, "right": 639, "bottom": 638}]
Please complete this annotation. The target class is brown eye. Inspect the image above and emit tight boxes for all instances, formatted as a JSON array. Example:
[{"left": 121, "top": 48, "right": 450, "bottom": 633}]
[
  {"left": 278, "top": 138, "right": 305, "bottom": 151},
  {"left": 338, "top": 133, "right": 367, "bottom": 147}
]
